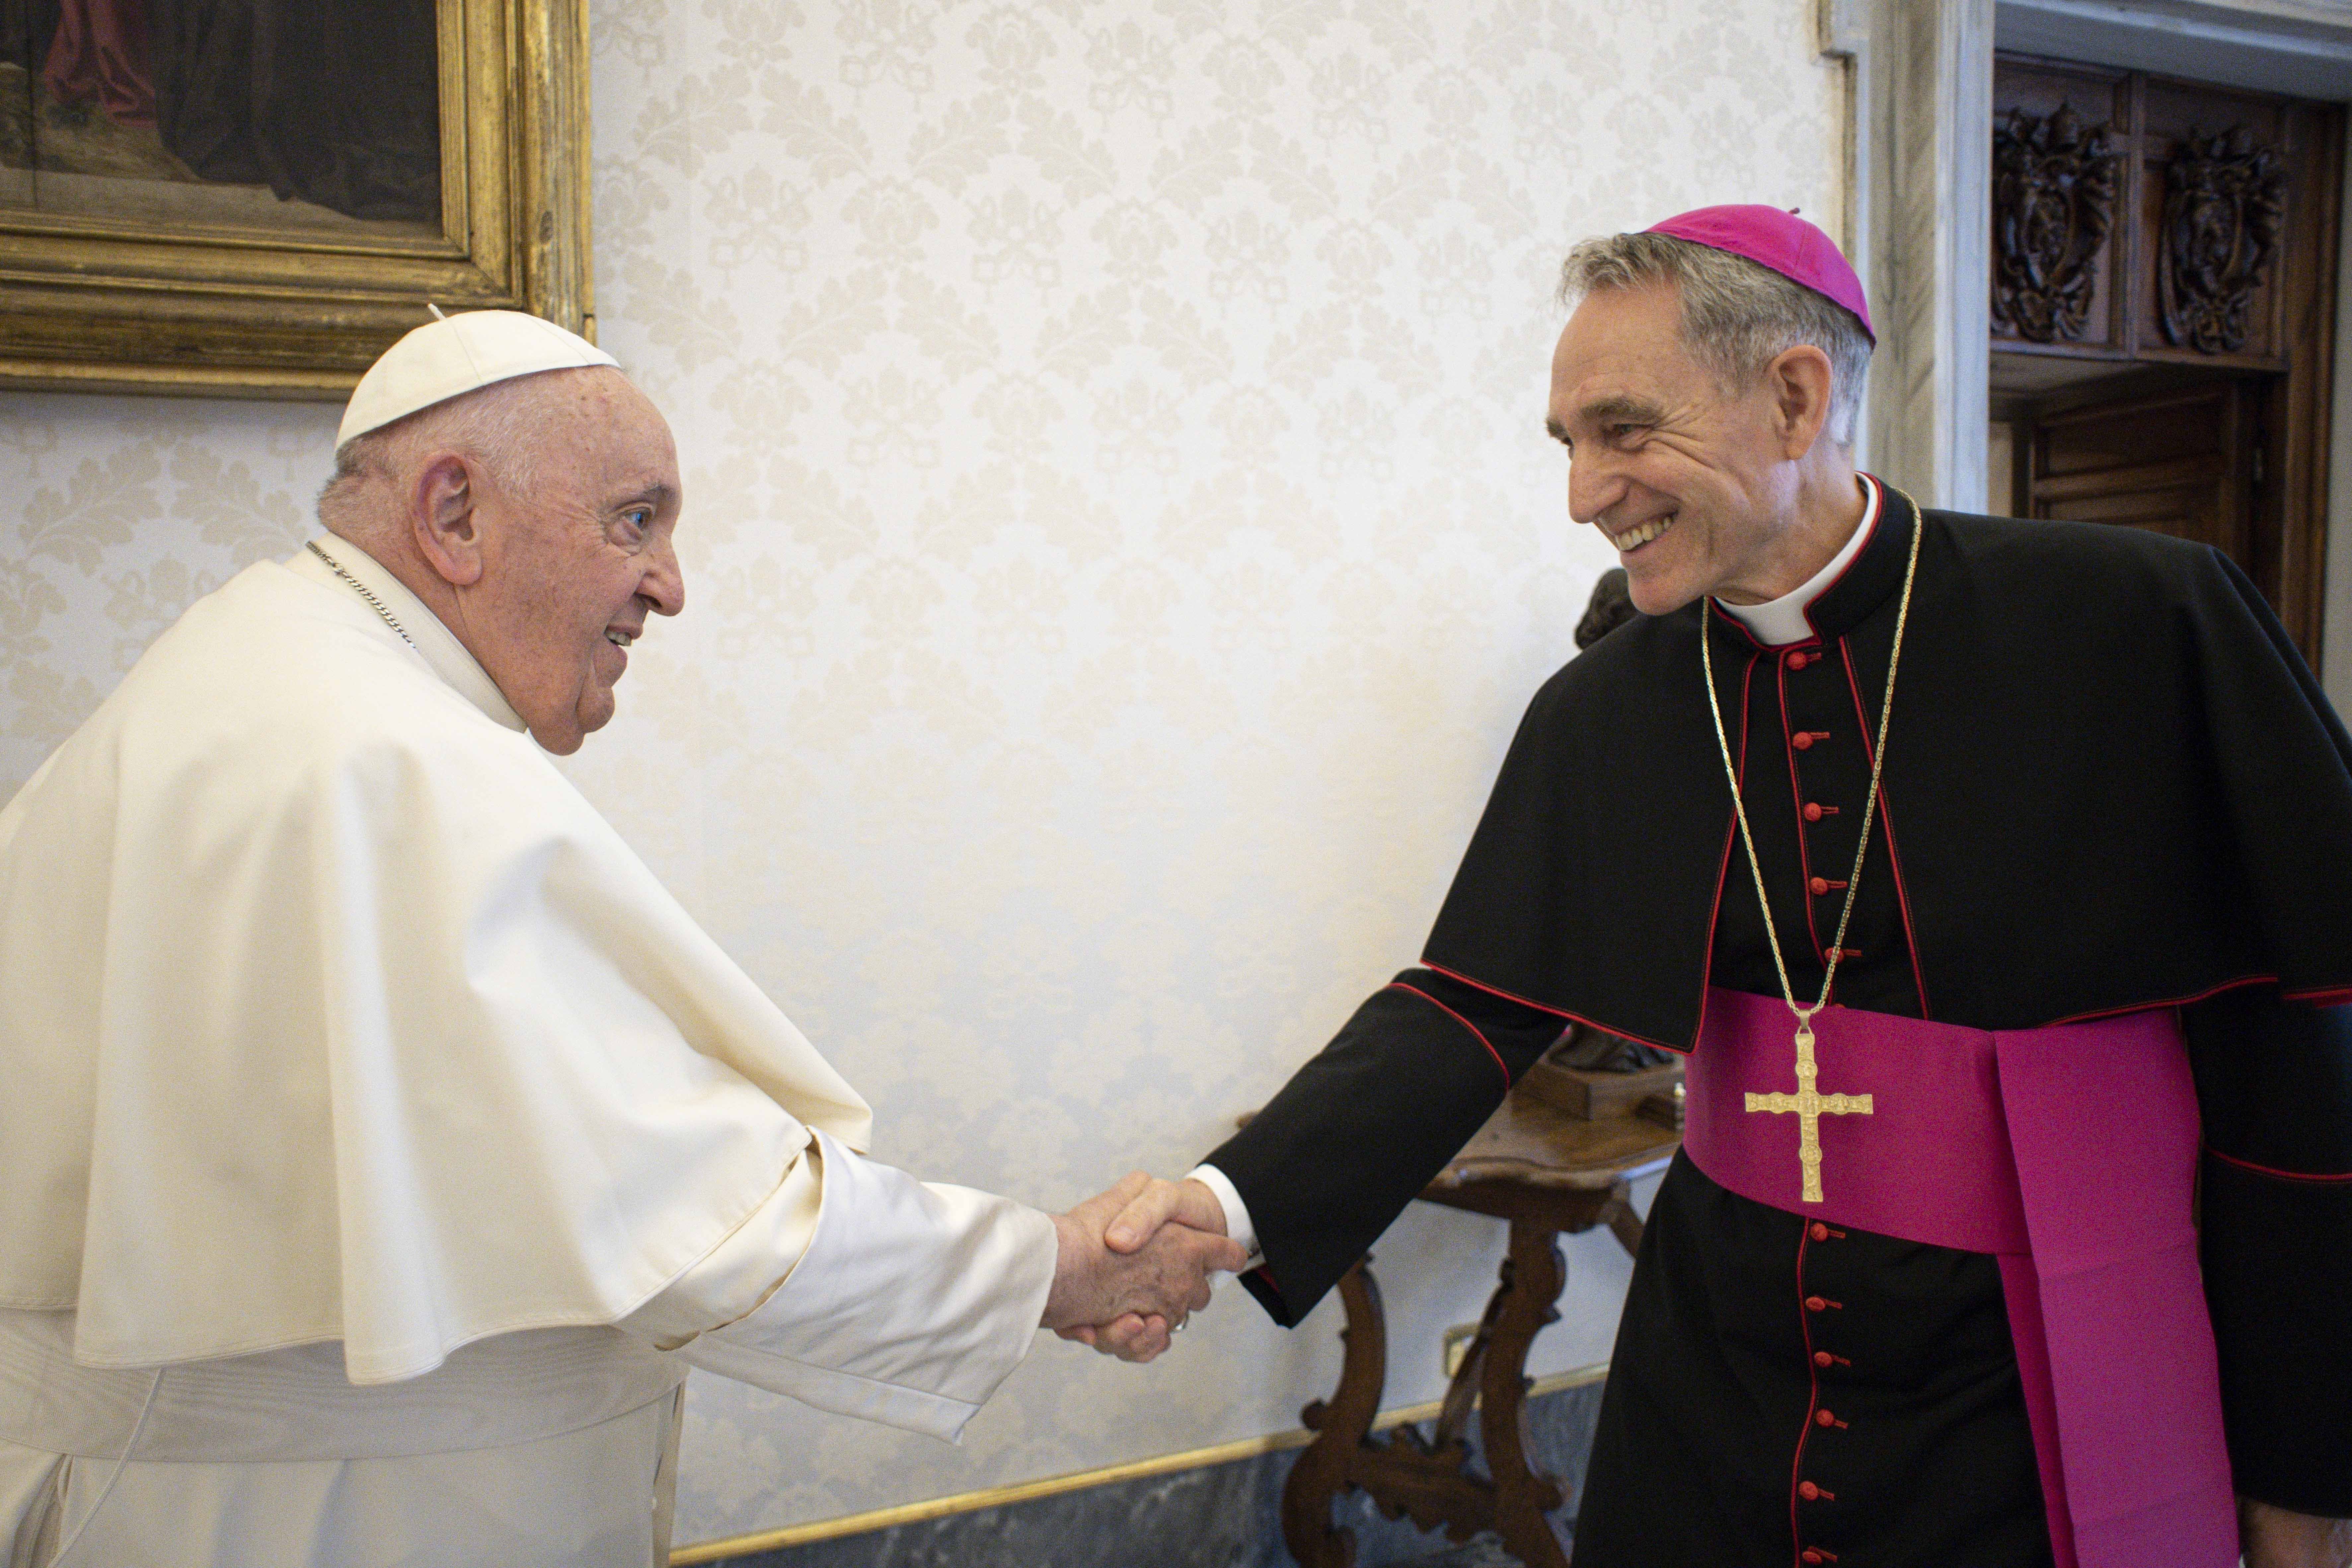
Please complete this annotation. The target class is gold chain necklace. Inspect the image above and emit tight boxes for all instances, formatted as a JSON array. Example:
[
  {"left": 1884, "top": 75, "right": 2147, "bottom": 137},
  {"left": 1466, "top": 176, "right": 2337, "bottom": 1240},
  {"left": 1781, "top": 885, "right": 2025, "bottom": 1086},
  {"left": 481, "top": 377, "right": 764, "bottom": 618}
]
[{"left": 1699, "top": 487, "right": 1923, "bottom": 1200}]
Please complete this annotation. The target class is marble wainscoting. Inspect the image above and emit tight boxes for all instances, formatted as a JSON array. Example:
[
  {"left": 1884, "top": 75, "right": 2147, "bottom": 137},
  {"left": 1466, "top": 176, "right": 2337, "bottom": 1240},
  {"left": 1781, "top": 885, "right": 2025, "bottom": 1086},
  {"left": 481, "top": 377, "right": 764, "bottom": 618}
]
[{"left": 692, "top": 1374, "right": 1605, "bottom": 1568}]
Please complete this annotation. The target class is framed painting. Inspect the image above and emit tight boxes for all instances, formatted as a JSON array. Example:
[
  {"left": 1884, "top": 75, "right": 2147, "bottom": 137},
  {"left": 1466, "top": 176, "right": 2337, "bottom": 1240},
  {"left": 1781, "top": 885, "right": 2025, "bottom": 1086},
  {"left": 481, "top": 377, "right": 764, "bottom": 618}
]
[{"left": 0, "top": 0, "right": 591, "bottom": 399}]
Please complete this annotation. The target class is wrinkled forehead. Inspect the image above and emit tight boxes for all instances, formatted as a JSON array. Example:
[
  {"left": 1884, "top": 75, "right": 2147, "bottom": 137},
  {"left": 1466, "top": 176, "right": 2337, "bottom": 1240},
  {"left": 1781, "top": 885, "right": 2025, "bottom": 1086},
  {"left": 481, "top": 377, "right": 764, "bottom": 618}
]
[
  {"left": 540, "top": 365, "right": 664, "bottom": 434},
  {"left": 1548, "top": 286, "right": 1720, "bottom": 422},
  {"left": 1552, "top": 285, "right": 1699, "bottom": 376},
  {"left": 614, "top": 387, "right": 682, "bottom": 502},
  {"left": 535, "top": 371, "right": 679, "bottom": 475}
]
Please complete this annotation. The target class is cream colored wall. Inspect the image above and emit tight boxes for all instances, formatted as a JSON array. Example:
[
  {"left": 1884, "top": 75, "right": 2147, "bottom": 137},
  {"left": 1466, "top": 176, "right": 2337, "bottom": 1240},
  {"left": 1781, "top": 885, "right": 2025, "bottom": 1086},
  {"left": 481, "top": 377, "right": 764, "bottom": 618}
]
[{"left": 0, "top": 0, "right": 1846, "bottom": 1545}]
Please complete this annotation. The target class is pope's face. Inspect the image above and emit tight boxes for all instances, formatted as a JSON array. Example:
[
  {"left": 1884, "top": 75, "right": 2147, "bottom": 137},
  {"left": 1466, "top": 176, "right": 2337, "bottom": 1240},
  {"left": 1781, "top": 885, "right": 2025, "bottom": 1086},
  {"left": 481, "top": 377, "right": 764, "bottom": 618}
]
[
  {"left": 1547, "top": 283, "right": 1802, "bottom": 615},
  {"left": 465, "top": 372, "right": 685, "bottom": 754}
]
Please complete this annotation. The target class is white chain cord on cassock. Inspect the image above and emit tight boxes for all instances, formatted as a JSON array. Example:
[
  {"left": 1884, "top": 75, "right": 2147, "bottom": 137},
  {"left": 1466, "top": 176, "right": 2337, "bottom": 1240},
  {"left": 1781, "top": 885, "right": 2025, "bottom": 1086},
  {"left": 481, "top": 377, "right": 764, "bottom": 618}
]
[{"left": 306, "top": 539, "right": 417, "bottom": 649}]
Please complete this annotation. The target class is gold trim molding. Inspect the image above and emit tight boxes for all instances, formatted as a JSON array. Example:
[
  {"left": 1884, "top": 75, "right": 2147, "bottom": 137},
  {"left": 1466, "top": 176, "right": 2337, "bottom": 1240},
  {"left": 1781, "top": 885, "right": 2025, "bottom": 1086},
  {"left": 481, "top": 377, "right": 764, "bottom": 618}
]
[
  {"left": 0, "top": 0, "right": 594, "bottom": 400},
  {"left": 668, "top": 1363, "right": 1610, "bottom": 1565}
]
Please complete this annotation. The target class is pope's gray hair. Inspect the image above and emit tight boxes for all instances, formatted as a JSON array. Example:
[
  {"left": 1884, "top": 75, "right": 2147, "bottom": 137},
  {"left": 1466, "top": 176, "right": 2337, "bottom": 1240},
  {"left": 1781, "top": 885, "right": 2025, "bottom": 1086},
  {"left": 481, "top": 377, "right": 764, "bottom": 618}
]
[
  {"left": 1558, "top": 231, "right": 1871, "bottom": 447},
  {"left": 316, "top": 370, "right": 582, "bottom": 535}
]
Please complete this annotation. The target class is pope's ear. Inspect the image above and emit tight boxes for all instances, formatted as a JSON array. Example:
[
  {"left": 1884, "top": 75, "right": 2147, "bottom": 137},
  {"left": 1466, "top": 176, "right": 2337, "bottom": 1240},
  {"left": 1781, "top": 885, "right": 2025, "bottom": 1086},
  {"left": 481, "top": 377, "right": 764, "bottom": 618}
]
[
  {"left": 1766, "top": 344, "right": 1836, "bottom": 461},
  {"left": 410, "top": 452, "right": 486, "bottom": 588}
]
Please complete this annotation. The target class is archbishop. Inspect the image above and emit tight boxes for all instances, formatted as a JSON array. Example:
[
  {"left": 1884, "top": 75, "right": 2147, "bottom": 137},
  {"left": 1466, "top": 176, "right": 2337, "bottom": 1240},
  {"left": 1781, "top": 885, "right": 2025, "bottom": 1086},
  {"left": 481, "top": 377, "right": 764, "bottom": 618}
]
[{"left": 1111, "top": 208, "right": 2352, "bottom": 1568}]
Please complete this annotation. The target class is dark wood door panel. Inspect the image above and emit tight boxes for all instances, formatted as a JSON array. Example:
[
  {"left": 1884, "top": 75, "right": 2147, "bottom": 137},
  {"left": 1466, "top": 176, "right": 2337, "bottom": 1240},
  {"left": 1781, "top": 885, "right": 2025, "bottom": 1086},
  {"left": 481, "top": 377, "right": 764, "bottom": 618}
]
[
  {"left": 1992, "top": 59, "right": 2132, "bottom": 355},
  {"left": 2035, "top": 404, "right": 2227, "bottom": 478},
  {"left": 2024, "top": 376, "right": 2258, "bottom": 574},
  {"left": 2041, "top": 482, "right": 2223, "bottom": 537},
  {"left": 1993, "top": 53, "right": 2335, "bottom": 661}
]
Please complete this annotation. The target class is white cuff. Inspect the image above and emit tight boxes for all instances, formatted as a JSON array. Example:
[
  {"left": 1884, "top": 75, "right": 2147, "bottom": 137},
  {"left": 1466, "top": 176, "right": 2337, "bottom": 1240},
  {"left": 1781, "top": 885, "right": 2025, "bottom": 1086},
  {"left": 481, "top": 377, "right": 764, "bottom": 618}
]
[
  {"left": 1184, "top": 1163, "right": 1260, "bottom": 1264},
  {"left": 675, "top": 1129, "right": 1057, "bottom": 1443},
  {"left": 619, "top": 1142, "right": 826, "bottom": 1350}
]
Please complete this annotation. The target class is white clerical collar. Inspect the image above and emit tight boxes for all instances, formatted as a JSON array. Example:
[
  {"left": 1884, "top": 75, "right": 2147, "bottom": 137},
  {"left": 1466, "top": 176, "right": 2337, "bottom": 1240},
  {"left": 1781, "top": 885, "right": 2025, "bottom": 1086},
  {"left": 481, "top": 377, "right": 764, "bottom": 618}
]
[
  {"left": 1712, "top": 474, "right": 1882, "bottom": 647},
  {"left": 288, "top": 537, "right": 528, "bottom": 733}
]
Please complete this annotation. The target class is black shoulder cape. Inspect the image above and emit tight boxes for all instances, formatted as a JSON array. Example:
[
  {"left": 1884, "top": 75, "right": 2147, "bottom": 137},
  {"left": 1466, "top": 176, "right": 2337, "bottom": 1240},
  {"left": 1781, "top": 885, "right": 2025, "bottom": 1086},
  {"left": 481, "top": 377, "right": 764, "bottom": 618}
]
[{"left": 1425, "top": 491, "right": 2352, "bottom": 1044}]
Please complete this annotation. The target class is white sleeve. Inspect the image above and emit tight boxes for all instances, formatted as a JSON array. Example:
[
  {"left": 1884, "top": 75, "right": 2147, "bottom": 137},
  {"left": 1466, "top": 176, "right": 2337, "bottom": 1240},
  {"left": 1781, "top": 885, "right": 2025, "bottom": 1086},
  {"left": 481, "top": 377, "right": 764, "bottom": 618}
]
[
  {"left": 1185, "top": 1163, "right": 1260, "bottom": 1262},
  {"left": 618, "top": 1144, "right": 827, "bottom": 1350},
  {"left": 630, "top": 1129, "right": 1057, "bottom": 1443}
]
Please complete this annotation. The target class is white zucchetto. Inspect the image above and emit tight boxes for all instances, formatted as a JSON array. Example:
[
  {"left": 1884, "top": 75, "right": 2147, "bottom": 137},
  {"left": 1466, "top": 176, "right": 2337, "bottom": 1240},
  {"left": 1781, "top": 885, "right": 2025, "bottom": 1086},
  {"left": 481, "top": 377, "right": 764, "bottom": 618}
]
[{"left": 337, "top": 309, "right": 618, "bottom": 449}]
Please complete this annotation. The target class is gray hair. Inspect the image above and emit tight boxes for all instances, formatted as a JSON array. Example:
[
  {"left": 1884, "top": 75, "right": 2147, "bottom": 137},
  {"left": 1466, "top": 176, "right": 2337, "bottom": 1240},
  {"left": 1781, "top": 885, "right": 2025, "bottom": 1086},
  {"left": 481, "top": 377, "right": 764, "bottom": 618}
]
[
  {"left": 317, "top": 370, "right": 579, "bottom": 535},
  {"left": 1558, "top": 231, "right": 1871, "bottom": 446}
]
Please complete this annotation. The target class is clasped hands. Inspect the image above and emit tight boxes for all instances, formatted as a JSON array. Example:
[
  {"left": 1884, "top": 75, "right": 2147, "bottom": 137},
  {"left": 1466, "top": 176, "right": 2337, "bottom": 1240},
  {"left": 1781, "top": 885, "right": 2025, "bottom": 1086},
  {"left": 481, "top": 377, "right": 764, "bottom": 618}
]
[{"left": 1041, "top": 1173, "right": 1239, "bottom": 1363}]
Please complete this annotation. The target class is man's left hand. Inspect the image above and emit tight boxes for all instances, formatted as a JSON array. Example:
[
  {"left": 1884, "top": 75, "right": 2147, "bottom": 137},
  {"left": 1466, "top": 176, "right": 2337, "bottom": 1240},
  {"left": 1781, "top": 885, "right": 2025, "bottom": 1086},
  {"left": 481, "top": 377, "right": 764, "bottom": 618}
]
[
  {"left": 2243, "top": 1496, "right": 2352, "bottom": 1568},
  {"left": 1042, "top": 1172, "right": 1246, "bottom": 1362},
  {"left": 1056, "top": 1173, "right": 1235, "bottom": 1360}
]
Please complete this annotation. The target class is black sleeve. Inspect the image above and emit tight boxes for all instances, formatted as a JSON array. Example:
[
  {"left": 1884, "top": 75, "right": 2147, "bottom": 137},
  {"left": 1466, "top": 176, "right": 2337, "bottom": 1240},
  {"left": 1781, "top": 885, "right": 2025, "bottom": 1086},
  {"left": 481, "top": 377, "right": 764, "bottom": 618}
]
[
  {"left": 2191, "top": 549, "right": 2352, "bottom": 999},
  {"left": 1201, "top": 968, "right": 1567, "bottom": 1326},
  {"left": 2183, "top": 985, "right": 2352, "bottom": 1517}
]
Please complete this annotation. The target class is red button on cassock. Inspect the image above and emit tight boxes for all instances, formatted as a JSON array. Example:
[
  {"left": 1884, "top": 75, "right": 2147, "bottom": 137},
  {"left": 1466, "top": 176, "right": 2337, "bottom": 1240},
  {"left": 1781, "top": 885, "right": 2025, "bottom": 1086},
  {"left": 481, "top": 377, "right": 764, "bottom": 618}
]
[
  {"left": 1787, "top": 650, "right": 1810, "bottom": 670},
  {"left": 1799, "top": 1481, "right": 1821, "bottom": 1501},
  {"left": 1816, "top": 1408, "right": 1838, "bottom": 1427},
  {"left": 1805, "top": 1296, "right": 1828, "bottom": 1312},
  {"left": 1814, "top": 1350, "right": 1834, "bottom": 1367},
  {"left": 1809, "top": 876, "right": 1830, "bottom": 895},
  {"left": 1792, "top": 731, "right": 1815, "bottom": 750},
  {"left": 1804, "top": 802, "right": 1824, "bottom": 821},
  {"left": 1803, "top": 1551, "right": 1825, "bottom": 1565},
  {"left": 1810, "top": 1222, "right": 1830, "bottom": 1241}
]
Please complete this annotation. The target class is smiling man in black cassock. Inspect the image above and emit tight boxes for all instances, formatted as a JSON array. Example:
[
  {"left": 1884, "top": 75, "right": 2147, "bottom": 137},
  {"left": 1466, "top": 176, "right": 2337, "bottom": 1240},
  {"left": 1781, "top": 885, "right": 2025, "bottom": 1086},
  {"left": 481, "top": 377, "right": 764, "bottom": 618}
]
[{"left": 1075, "top": 207, "right": 2352, "bottom": 1568}]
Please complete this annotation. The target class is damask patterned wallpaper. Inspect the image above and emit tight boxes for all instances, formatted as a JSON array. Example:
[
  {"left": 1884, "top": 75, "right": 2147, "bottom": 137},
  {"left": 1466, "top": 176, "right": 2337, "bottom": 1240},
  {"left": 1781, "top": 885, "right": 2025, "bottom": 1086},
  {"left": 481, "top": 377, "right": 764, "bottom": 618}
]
[{"left": 0, "top": 0, "right": 1844, "bottom": 1545}]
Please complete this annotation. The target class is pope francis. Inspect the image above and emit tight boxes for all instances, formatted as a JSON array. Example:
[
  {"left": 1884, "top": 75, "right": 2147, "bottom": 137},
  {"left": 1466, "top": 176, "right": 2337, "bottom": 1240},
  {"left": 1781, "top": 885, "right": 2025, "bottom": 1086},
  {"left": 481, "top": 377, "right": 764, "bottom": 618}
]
[{"left": 0, "top": 312, "right": 1240, "bottom": 1568}]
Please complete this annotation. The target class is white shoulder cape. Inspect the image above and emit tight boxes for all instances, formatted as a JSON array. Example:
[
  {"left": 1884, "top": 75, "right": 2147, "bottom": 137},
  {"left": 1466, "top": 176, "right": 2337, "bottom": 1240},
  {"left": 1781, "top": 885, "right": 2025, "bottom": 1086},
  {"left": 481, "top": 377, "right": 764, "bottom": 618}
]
[{"left": 0, "top": 559, "right": 872, "bottom": 1384}]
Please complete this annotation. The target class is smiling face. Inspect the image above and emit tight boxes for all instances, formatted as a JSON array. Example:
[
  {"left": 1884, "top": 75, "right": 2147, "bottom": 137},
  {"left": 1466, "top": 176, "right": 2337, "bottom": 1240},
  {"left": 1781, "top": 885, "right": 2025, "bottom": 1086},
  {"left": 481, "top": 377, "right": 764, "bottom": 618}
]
[
  {"left": 452, "top": 372, "right": 686, "bottom": 753},
  {"left": 1546, "top": 282, "right": 1808, "bottom": 615}
]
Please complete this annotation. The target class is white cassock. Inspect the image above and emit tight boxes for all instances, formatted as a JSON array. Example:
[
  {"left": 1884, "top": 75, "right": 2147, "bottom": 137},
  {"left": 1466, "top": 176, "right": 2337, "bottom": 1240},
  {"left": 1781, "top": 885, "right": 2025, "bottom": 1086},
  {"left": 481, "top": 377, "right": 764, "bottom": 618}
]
[{"left": 0, "top": 542, "right": 1059, "bottom": 1568}]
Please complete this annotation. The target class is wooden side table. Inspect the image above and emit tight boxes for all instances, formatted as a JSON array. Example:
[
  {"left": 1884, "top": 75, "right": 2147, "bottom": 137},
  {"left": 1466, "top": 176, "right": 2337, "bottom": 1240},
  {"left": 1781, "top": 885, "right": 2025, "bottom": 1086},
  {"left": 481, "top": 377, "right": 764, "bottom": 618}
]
[{"left": 1278, "top": 1094, "right": 1678, "bottom": 1568}]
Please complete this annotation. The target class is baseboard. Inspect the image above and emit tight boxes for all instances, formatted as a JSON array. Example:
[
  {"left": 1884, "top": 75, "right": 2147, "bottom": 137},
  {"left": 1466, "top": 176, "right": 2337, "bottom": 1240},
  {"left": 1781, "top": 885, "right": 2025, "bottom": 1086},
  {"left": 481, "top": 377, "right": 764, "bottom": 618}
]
[{"left": 669, "top": 1361, "right": 1609, "bottom": 1564}]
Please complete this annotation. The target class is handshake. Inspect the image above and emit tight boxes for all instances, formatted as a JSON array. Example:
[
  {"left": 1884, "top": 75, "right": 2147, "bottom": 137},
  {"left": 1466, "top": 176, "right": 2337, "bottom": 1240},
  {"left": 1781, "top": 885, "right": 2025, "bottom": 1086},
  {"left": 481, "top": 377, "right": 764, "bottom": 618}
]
[{"left": 1040, "top": 1173, "right": 1245, "bottom": 1363}]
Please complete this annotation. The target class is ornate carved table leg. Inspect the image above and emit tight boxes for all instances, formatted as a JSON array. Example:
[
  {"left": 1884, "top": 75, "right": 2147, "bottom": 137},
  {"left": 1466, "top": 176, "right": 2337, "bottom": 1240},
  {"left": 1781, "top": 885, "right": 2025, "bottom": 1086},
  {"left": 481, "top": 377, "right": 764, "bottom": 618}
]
[
  {"left": 1477, "top": 1217, "right": 1571, "bottom": 1568},
  {"left": 1280, "top": 1169, "right": 1657, "bottom": 1568},
  {"left": 1596, "top": 1177, "right": 1644, "bottom": 1260},
  {"left": 1282, "top": 1255, "right": 1387, "bottom": 1568}
]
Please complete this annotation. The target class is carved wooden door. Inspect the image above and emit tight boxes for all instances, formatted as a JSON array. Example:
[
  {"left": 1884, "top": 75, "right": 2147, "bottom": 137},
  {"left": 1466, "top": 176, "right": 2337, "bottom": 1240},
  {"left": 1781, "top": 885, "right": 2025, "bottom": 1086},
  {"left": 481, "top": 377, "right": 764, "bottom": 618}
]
[
  {"left": 2019, "top": 375, "right": 2263, "bottom": 571},
  {"left": 1990, "top": 55, "right": 2341, "bottom": 662}
]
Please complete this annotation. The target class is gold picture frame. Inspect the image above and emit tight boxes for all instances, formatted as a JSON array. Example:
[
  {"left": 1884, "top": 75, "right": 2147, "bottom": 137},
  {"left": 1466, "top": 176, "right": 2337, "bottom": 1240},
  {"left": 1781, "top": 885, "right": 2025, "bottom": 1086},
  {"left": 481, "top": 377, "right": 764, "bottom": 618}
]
[{"left": 0, "top": 0, "right": 591, "bottom": 400}]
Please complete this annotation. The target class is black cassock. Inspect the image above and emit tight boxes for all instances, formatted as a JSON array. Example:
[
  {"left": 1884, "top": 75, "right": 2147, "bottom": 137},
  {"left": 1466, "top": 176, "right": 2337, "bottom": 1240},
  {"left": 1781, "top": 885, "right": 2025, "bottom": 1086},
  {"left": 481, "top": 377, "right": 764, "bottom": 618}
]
[{"left": 1206, "top": 485, "right": 2352, "bottom": 1566}]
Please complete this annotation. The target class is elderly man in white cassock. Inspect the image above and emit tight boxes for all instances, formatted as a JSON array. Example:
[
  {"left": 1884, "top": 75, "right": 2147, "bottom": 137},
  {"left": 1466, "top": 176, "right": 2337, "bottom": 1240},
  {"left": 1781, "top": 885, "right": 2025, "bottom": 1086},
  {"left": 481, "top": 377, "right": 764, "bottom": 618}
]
[{"left": 0, "top": 312, "right": 1239, "bottom": 1568}]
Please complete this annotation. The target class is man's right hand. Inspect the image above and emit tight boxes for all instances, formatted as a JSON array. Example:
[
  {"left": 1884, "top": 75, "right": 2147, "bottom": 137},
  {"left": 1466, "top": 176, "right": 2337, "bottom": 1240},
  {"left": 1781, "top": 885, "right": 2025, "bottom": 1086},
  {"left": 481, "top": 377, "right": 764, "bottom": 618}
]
[
  {"left": 1042, "top": 1173, "right": 1245, "bottom": 1363},
  {"left": 1053, "top": 1174, "right": 1235, "bottom": 1361},
  {"left": 1104, "top": 1175, "right": 1229, "bottom": 1253}
]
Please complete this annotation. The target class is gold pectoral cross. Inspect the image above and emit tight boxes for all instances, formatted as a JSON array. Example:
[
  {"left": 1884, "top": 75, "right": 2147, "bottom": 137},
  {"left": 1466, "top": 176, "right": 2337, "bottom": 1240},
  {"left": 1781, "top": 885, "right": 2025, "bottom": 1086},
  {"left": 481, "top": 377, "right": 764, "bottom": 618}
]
[{"left": 1744, "top": 1021, "right": 1873, "bottom": 1204}]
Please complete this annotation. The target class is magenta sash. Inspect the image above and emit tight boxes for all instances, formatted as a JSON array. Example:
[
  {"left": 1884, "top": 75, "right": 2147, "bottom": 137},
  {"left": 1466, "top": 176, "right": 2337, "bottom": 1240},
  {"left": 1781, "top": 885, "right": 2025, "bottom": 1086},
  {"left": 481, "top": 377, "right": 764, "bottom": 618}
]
[{"left": 1681, "top": 987, "right": 2238, "bottom": 1568}]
